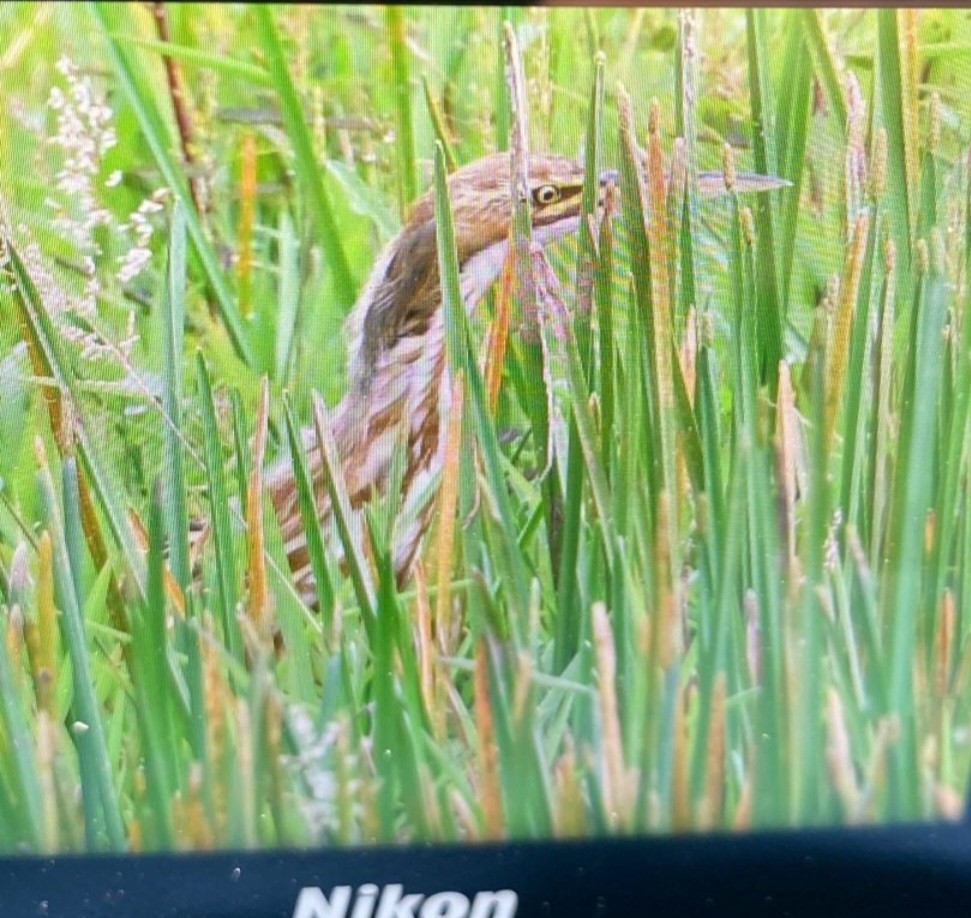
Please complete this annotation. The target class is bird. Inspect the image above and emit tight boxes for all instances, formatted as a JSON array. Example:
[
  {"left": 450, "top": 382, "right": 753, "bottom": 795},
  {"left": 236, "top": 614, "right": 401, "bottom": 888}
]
[{"left": 267, "top": 151, "right": 786, "bottom": 606}]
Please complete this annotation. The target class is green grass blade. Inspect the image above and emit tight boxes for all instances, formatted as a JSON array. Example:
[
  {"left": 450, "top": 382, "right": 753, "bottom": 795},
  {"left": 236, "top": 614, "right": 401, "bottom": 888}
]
[
  {"left": 877, "top": 9, "right": 915, "bottom": 280},
  {"left": 311, "top": 393, "right": 377, "bottom": 636},
  {"left": 802, "top": 10, "right": 847, "bottom": 134},
  {"left": 745, "top": 8, "right": 784, "bottom": 385},
  {"left": 107, "top": 34, "right": 271, "bottom": 85},
  {"left": 253, "top": 6, "right": 356, "bottom": 313},
  {"left": 89, "top": 2, "right": 254, "bottom": 367},
  {"left": 0, "top": 604, "right": 43, "bottom": 850},
  {"left": 160, "top": 201, "right": 191, "bottom": 593},
  {"left": 5, "top": 238, "right": 147, "bottom": 601},
  {"left": 128, "top": 486, "right": 177, "bottom": 847},
  {"left": 195, "top": 354, "right": 244, "bottom": 666},
  {"left": 422, "top": 76, "right": 458, "bottom": 173},
  {"left": 885, "top": 252, "right": 948, "bottom": 814},
  {"left": 40, "top": 457, "right": 126, "bottom": 851},
  {"left": 774, "top": 15, "right": 811, "bottom": 307},
  {"left": 387, "top": 7, "right": 418, "bottom": 212},
  {"left": 502, "top": 21, "right": 562, "bottom": 585},
  {"left": 283, "top": 397, "right": 336, "bottom": 624},
  {"left": 274, "top": 211, "right": 301, "bottom": 384},
  {"left": 556, "top": 51, "right": 605, "bottom": 671},
  {"left": 433, "top": 141, "right": 531, "bottom": 624}
]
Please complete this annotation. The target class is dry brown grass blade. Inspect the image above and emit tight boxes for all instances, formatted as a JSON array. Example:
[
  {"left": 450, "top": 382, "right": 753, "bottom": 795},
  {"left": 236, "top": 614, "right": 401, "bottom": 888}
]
[
  {"left": 234, "top": 699, "right": 257, "bottom": 848},
  {"left": 9, "top": 251, "right": 135, "bottom": 639},
  {"left": 128, "top": 818, "right": 144, "bottom": 854},
  {"left": 332, "top": 720, "right": 353, "bottom": 842},
  {"left": 671, "top": 682, "right": 691, "bottom": 831},
  {"left": 412, "top": 560, "right": 439, "bottom": 738},
  {"left": 645, "top": 99, "right": 676, "bottom": 425},
  {"left": 434, "top": 371, "right": 465, "bottom": 659},
  {"left": 263, "top": 690, "right": 286, "bottom": 843},
  {"left": 33, "top": 533, "right": 57, "bottom": 715},
  {"left": 654, "top": 490, "right": 681, "bottom": 668},
  {"left": 150, "top": 1, "right": 206, "bottom": 219},
  {"left": 936, "top": 589, "right": 955, "bottom": 700},
  {"left": 246, "top": 377, "right": 272, "bottom": 646},
  {"left": 826, "top": 212, "right": 870, "bottom": 446},
  {"left": 449, "top": 787, "right": 479, "bottom": 839},
  {"left": 511, "top": 652, "right": 533, "bottom": 732},
  {"left": 175, "top": 763, "right": 216, "bottom": 849},
  {"left": 732, "top": 769, "right": 753, "bottom": 831},
  {"left": 201, "top": 626, "right": 229, "bottom": 837},
  {"left": 552, "top": 737, "right": 587, "bottom": 838},
  {"left": 705, "top": 673, "right": 727, "bottom": 829},
  {"left": 899, "top": 10, "right": 921, "bottom": 203},
  {"left": 418, "top": 764, "right": 444, "bottom": 838},
  {"left": 592, "top": 602, "right": 631, "bottom": 827},
  {"left": 5, "top": 605, "right": 25, "bottom": 693},
  {"left": 485, "top": 252, "right": 514, "bottom": 415},
  {"left": 857, "top": 716, "right": 900, "bottom": 821},
  {"left": 11, "top": 282, "right": 63, "bottom": 444},
  {"left": 474, "top": 640, "right": 504, "bottom": 839},
  {"left": 36, "top": 710, "right": 59, "bottom": 852},
  {"left": 128, "top": 508, "right": 186, "bottom": 617},
  {"left": 825, "top": 686, "right": 861, "bottom": 820},
  {"left": 643, "top": 102, "right": 684, "bottom": 641},
  {"left": 359, "top": 762, "right": 381, "bottom": 845},
  {"left": 934, "top": 783, "right": 964, "bottom": 821}
]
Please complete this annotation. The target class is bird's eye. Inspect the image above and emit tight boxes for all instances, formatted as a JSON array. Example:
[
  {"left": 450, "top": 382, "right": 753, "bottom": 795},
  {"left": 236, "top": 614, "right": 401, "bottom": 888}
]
[{"left": 532, "top": 184, "right": 561, "bottom": 206}]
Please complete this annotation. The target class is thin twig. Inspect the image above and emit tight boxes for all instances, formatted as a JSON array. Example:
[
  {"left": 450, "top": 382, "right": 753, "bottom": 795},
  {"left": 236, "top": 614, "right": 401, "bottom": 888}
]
[{"left": 149, "top": 2, "right": 205, "bottom": 217}]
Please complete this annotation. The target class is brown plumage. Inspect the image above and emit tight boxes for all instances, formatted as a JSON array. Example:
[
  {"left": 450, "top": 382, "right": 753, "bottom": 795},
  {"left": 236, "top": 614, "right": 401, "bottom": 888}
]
[
  {"left": 267, "top": 152, "right": 599, "bottom": 603},
  {"left": 268, "top": 152, "right": 787, "bottom": 604}
]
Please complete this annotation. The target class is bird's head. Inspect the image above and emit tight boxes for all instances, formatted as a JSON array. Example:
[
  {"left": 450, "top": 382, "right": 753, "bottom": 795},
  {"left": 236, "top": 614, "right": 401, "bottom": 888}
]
[
  {"left": 351, "top": 152, "right": 616, "bottom": 376},
  {"left": 404, "top": 152, "right": 615, "bottom": 263}
]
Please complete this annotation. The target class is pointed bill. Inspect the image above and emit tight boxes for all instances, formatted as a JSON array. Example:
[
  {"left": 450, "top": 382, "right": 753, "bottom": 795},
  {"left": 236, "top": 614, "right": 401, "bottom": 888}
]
[{"left": 696, "top": 170, "right": 792, "bottom": 197}]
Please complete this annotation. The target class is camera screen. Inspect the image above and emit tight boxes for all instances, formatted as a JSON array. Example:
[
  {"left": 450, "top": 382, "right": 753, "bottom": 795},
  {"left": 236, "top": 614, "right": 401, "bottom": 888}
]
[{"left": 0, "top": 5, "right": 968, "bottom": 859}]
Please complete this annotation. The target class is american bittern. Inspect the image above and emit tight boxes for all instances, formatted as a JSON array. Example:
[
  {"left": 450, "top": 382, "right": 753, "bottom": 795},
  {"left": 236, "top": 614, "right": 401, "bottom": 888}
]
[{"left": 268, "top": 152, "right": 784, "bottom": 604}]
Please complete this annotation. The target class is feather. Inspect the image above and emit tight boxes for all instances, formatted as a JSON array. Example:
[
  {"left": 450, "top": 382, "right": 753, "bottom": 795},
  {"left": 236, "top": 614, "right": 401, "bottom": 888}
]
[{"left": 268, "top": 152, "right": 785, "bottom": 605}]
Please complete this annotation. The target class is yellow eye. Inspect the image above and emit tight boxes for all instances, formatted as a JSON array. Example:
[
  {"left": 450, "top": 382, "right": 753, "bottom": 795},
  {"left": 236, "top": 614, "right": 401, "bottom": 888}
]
[{"left": 532, "top": 184, "right": 561, "bottom": 206}]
